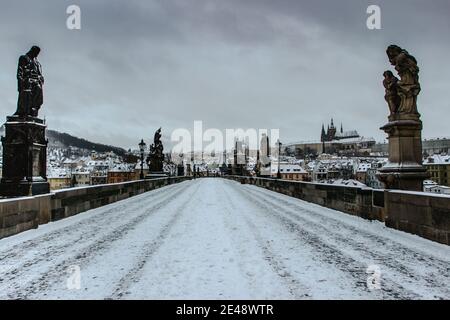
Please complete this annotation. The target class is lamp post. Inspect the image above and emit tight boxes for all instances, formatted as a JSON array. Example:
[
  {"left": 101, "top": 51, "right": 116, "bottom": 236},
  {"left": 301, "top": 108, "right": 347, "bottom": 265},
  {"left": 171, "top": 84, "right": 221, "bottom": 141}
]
[
  {"left": 138, "top": 139, "right": 146, "bottom": 180},
  {"left": 277, "top": 139, "right": 282, "bottom": 179}
]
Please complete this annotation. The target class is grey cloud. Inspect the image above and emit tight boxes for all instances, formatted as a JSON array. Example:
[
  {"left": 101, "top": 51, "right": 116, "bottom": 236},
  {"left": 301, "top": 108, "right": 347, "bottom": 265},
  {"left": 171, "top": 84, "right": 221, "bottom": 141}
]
[{"left": 0, "top": 0, "right": 449, "bottom": 149}]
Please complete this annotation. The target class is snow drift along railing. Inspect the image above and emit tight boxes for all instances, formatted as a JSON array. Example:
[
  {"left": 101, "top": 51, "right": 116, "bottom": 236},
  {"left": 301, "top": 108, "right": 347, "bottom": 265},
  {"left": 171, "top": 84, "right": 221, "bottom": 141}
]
[
  {"left": 0, "top": 176, "right": 191, "bottom": 240},
  {"left": 225, "top": 176, "right": 449, "bottom": 245}
]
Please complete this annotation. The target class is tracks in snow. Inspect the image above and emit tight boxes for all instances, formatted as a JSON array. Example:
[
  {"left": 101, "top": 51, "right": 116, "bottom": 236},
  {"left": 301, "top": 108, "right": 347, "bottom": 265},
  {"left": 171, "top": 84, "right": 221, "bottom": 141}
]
[
  {"left": 0, "top": 178, "right": 448, "bottom": 299},
  {"left": 225, "top": 180, "right": 449, "bottom": 300}
]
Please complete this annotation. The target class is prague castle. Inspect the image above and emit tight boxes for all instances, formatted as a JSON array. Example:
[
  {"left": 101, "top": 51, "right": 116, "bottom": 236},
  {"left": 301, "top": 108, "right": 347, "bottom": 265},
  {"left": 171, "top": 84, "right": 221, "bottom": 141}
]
[
  {"left": 284, "top": 118, "right": 375, "bottom": 158},
  {"left": 320, "top": 118, "right": 360, "bottom": 142}
]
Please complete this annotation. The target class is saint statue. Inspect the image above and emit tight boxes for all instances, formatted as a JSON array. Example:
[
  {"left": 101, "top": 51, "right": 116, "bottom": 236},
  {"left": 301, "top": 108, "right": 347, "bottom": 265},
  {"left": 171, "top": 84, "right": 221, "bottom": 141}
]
[
  {"left": 147, "top": 128, "right": 164, "bottom": 172},
  {"left": 385, "top": 45, "right": 421, "bottom": 116},
  {"left": 15, "top": 46, "right": 44, "bottom": 117}
]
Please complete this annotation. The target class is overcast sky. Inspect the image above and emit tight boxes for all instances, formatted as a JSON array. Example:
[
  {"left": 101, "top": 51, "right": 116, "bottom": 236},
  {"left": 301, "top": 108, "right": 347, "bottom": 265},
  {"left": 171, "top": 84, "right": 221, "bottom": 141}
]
[{"left": 1, "top": 0, "right": 449, "bottom": 149}]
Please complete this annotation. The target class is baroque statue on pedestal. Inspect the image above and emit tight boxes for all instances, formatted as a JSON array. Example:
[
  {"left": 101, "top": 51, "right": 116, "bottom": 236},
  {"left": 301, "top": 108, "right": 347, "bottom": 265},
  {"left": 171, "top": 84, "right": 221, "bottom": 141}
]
[
  {"left": 377, "top": 45, "right": 428, "bottom": 192},
  {"left": 146, "top": 128, "right": 164, "bottom": 173},
  {"left": 384, "top": 45, "right": 421, "bottom": 116},
  {"left": 0, "top": 45, "right": 50, "bottom": 197},
  {"left": 15, "top": 46, "right": 44, "bottom": 117}
]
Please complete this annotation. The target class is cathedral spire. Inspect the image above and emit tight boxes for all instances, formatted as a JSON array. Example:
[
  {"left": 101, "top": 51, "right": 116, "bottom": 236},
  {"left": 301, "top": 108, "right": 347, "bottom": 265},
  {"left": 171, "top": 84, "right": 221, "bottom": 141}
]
[{"left": 321, "top": 124, "right": 326, "bottom": 142}]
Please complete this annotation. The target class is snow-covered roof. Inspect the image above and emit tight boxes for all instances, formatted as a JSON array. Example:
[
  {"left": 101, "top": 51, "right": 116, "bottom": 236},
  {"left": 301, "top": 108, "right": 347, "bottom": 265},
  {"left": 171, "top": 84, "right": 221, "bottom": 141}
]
[
  {"left": 271, "top": 163, "right": 307, "bottom": 174},
  {"left": 47, "top": 168, "right": 71, "bottom": 179},
  {"left": 335, "top": 130, "right": 359, "bottom": 138},
  {"left": 330, "top": 136, "right": 376, "bottom": 144},
  {"left": 72, "top": 171, "right": 90, "bottom": 175},
  {"left": 109, "top": 165, "right": 134, "bottom": 173},
  {"left": 428, "top": 185, "right": 450, "bottom": 190},
  {"left": 424, "top": 154, "right": 450, "bottom": 165},
  {"left": 326, "top": 179, "right": 367, "bottom": 187},
  {"left": 63, "top": 159, "right": 78, "bottom": 164},
  {"left": 135, "top": 162, "right": 149, "bottom": 170},
  {"left": 357, "top": 163, "right": 372, "bottom": 172}
]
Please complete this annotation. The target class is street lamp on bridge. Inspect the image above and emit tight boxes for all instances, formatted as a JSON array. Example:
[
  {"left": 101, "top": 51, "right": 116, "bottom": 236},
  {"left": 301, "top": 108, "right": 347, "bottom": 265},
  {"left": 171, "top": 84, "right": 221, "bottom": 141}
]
[
  {"left": 138, "top": 139, "right": 146, "bottom": 180},
  {"left": 277, "top": 139, "right": 282, "bottom": 179}
]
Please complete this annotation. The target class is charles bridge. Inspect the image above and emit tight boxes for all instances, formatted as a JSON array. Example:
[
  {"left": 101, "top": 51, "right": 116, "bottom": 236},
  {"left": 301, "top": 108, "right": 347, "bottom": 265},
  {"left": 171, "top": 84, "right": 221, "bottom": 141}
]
[
  {"left": 0, "top": 45, "right": 449, "bottom": 248},
  {"left": 1, "top": 174, "right": 449, "bottom": 245}
]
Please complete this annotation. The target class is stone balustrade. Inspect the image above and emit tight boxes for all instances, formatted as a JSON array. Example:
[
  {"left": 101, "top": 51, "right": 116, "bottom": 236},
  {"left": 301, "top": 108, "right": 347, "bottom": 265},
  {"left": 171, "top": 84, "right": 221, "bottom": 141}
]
[
  {"left": 2, "top": 175, "right": 449, "bottom": 245},
  {"left": 225, "top": 176, "right": 449, "bottom": 245},
  {"left": 0, "top": 176, "right": 191, "bottom": 240}
]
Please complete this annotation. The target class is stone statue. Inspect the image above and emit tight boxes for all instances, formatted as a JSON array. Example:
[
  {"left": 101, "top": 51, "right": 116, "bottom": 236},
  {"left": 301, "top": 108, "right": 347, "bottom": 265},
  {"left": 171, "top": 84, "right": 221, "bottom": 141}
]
[
  {"left": 15, "top": 46, "right": 44, "bottom": 117},
  {"left": 383, "top": 70, "right": 401, "bottom": 116},
  {"left": 0, "top": 46, "right": 50, "bottom": 197},
  {"left": 378, "top": 45, "right": 428, "bottom": 191},
  {"left": 154, "top": 127, "right": 162, "bottom": 147},
  {"left": 385, "top": 45, "right": 421, "bottom": 116},
  {"left": 146, "top": 127, "right": 164, "bottom": 172}
]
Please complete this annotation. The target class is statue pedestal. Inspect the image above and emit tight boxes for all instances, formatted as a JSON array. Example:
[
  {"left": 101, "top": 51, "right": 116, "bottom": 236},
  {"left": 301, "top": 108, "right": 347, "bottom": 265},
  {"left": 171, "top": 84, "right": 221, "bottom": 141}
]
[
  {"left": 377, "top": 114, "right": 428, "bottom": 191},
  {"left": 0, "top": 115, "right": 50, "bottom": 197},
  {"left": 177, "top": 165, "right": 185, "bottom": 177},
  {"left": 231, "top": 164, "right": 243, "bottom": 176}
]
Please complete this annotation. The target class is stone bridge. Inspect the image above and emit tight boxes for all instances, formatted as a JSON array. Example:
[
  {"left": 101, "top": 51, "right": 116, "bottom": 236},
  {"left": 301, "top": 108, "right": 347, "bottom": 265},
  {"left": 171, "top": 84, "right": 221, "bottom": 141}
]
[{"left": 0, "top": 177, "right": 449, "bottom": 299}]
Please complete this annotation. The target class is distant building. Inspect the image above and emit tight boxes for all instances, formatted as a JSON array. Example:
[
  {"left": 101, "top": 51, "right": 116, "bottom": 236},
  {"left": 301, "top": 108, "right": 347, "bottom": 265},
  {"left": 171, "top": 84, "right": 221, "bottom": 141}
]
[
  {"left": 373, "top": 137, "right": 450, "bottom": 157},
  {"left": 91, "top": 174, "right": 107, "bottom": 185},
  {"left": 423, "top": 179, "right": 438, "bottom": 190},
  {"left": 366, "top": 168, "right": 383, "bottom": 189},
  {"left": 321, "top": 118, "right": 359, "bottom": 142},
  {"left": 48, "top": 177, "right": 72, "bottom": 190},
  {"left": 327, "top": 179, "right": 367, "bottom": 188},
  {"left": 311, "top": 163, "right": 328, "bottom": 181},
  {"left": 48, "top": 167, "right": 72, "bottom": 190},
  {"left": 423, "top": 180, "right": 450, "bottom": 195},
  {"left": 331, "top": 137, "right": 376, "bottom": 156},
  {"left": 107, "top": 165, "right": 134, "bottom": 184},
  {"left": 62, "top": 159, "right": 80, "bottom": 170},
  {"left": 423, "top": 138, "right": 450, "bottom": 155},
  {"left": 72, "top": 171, "right": 91, "bottom": 187},
  {"left": 134, "top": 162, "right": 149, "bottom": 180},
  {"left": 270, "top": 162, "right": 308, "bottom": 181},
  {"left": 424, "top": 155, "right": 450, "bottom": 187},
  {"left": 285, "top": 119, "right": 375, "bottom": 158},
  {"left": 355, "top": 161, "right": 385, "bottom": 189},
  {"left": 284, "top": 141, "right": 323, "bottom": 159},
  {"left": 431, "top": 185, "right": 450, "bottom": 194},
  {"left": 355, "top": 163, "right": 371, "bottom": 185}
]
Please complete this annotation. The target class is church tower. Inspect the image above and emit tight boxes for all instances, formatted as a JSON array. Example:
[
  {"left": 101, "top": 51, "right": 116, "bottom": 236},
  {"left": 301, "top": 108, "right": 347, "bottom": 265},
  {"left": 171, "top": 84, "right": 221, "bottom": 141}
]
[
  {"left": 320, "top": 124, "right": 326, "bottom": 142},
  {"left": 327, "top": 118, "right": 337, "bottom": 141}
]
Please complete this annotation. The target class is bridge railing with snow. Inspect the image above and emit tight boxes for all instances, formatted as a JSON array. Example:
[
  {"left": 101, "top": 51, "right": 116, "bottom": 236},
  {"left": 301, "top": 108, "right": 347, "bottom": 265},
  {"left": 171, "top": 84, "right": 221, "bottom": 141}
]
[
  {"left": 0, "top": 176, "right": 191, "bottom": 240},
  {"left": 225, "top": 176, "right": 450, "bottom": 246}
]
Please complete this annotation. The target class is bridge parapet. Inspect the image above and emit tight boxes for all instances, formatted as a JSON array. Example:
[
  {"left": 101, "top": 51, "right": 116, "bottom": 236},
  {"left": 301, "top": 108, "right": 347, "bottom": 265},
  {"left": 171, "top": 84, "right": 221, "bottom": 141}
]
[
  {"left": 0, "top": 176, "right": 191, "bottom": 240},
  {"left": 385, "top": 190, "right": 450, "bottom": 245},
  {"left": 226, "top": 176, "right": 384, "bottom": 221},
  {"left": 225, "top": 176, "right": 449, "bottom": 245}
]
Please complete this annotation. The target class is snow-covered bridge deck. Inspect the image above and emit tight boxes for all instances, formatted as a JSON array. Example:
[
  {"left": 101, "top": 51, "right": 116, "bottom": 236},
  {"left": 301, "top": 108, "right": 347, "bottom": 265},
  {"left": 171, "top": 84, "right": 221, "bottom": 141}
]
[{"left": 0, "top": 178, "right": 448, "bottom": 299}]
